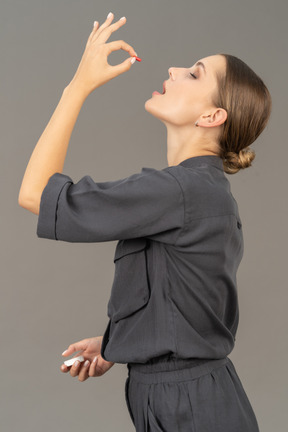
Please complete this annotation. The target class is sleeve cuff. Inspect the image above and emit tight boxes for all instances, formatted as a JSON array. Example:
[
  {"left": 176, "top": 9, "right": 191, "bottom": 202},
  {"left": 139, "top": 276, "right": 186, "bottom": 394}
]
[{"left": 36, "top": 173, "right": 73, "bottom": 240}]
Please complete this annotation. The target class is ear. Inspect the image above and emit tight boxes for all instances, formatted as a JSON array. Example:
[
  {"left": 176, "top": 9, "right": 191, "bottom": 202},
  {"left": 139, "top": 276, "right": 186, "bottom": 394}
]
[{"left": 198, "top": 108, "right": 227, "bottom": 128}]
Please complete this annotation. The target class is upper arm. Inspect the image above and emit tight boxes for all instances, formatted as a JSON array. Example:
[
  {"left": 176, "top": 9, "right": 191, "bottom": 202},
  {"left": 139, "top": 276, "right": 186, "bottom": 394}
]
[{"left": 36, "top": 167, "right": 185, "bottom": 243}]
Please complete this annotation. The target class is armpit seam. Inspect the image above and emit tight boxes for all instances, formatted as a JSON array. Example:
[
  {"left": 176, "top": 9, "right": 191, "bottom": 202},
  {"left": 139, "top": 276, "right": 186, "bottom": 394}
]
[{"left": 165, "top": 169, "right": 186, "bottom": 246}]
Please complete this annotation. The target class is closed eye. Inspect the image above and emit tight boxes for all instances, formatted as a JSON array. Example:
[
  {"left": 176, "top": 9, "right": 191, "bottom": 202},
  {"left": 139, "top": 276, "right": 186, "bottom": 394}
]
[{"left": 190, "top": 72, "right": 197, "bottom": 79}]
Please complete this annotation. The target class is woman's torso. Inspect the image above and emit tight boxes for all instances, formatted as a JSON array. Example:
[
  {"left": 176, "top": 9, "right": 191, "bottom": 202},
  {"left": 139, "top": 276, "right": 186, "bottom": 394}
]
[{"left": 101, "top": 156, "right": 244, "bottom": 364}]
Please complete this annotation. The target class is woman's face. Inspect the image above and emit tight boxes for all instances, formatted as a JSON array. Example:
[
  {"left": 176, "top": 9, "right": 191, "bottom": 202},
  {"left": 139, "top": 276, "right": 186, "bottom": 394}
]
[{"left": 144, "top": 54, "right": 226, "bottom": 127}]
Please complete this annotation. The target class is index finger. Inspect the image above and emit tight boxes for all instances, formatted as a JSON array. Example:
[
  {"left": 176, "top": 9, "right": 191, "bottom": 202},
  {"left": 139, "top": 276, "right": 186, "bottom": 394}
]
[
  {"left": 60, "top": 364, "right": 70, "bottom": 373},
  {"left": 98, "top": 15, "right": 127, "bottom": 41},
  {"left": 106, "top": 39, "right": 137, "bottom": 58}
]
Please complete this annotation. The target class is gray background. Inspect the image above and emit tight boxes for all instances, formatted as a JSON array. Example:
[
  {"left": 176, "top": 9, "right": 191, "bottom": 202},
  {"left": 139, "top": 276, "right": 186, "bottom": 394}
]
[{"left": 2, "top": 0, "right": 287, "bottom": 431}]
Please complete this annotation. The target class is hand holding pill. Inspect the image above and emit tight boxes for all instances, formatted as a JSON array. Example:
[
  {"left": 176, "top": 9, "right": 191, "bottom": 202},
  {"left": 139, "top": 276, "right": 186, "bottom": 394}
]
[
  {"left": 60, "top": 336, "right": 115, "bottom": 382},
  {"left": 69, "top": 11, "right": 140, "bottom": 96}
]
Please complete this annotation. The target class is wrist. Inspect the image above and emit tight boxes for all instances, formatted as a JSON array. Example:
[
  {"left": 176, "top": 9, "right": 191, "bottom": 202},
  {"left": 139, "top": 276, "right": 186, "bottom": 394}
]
[{"left": 64, "top": 78, "right": 91, "bottom": 100}]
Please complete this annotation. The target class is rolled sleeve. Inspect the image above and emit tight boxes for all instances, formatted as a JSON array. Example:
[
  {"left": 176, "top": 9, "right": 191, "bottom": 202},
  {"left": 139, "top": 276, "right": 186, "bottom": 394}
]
[
  {"left": 36, "top": 167, "right": 184, "bottom": 243},
  {"left": 37, "top": 173, "right": 73, "bottom": 240}
]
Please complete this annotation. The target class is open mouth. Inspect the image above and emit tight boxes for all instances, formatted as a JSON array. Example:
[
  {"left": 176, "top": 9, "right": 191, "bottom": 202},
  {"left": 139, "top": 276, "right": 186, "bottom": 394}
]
[{"left": 152, "top": 82, "right": 166, "bottom": 96}]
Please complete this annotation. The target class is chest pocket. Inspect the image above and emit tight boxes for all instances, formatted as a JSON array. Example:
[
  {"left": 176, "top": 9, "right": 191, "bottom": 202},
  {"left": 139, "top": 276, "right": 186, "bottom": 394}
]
[{"left": 107, "top": 237, "right": 151, "bottom": 323}]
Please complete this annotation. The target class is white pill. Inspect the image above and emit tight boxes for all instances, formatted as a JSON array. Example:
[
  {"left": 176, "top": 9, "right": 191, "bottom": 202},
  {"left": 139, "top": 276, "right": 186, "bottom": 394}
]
[{"left": 64, "top": 355, "right": 85, "bottom": 367}]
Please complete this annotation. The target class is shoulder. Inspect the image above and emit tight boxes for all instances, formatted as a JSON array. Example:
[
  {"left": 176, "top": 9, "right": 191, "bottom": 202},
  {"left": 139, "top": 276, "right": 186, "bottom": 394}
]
[
  {"left": 134, "top": 165, "right": 185, "bottom": 195},
  {"left": 162, "top": 164, "right": 211, "bottom": 193},
  {"left": 165, "top": 164, "right": 236, "bottom": 214}
]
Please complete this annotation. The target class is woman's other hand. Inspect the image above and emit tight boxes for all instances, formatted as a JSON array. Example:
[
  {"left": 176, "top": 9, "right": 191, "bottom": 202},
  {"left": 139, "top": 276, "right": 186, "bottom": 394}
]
[
  {"left": 69, "top": 12, "right": 137, "bottom": 96},
  {"left": 60, "top": 336, "right": 115, "bottom": 381}
]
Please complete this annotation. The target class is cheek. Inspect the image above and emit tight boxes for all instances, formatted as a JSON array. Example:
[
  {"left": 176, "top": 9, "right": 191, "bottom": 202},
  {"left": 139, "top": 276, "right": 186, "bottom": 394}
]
[
  {"left": 159, "top": 99, "right": 196, "bottom": 125},
  {"left": 170, "top": 84, "right": 204, "bottom": 106},
  {"left": 167, "top": 92, "right": 199, "bottom": 117}
]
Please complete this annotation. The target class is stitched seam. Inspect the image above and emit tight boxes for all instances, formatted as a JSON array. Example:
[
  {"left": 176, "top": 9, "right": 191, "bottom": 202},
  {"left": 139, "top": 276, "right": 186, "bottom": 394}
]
[
  {"left": 186, "top": 212, "right": 240, "bottom": 223},
  {"left": 163, "top": 243, "right": 179, "bottom": 357},
  {"left": 165, "top": 169, "right": 186, "bottom": 247},
  {"left": 54, "top": 180, "right": 73, "bottom": 240}
]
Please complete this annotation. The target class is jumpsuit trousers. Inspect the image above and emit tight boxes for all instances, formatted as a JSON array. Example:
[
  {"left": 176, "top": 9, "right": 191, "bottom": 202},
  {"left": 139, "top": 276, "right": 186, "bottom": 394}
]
[{"left": 124, "top": 354, "right": 260, "bottom": 432}]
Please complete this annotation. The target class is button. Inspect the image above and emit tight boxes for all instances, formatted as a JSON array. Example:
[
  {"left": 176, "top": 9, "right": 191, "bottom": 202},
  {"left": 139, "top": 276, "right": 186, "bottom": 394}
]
[{"left": 237, "top": 221, "right": 242, "bottom": 229}]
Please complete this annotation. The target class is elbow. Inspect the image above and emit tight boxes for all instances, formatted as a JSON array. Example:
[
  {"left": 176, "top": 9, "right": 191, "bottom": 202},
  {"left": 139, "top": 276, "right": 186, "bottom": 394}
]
[{"left": 18, "top": 192, "right": 40, "bottom": 215}]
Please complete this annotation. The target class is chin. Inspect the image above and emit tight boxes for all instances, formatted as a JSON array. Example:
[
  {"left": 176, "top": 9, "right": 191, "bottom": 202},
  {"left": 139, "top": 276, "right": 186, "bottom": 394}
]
[
  {"left": 144, "top": 96, "right": 153, "bottom": 104},
  {"left": 144, "top": 98, "right": 167, "bottom": 121},
  {"left": 144, "top": 99, "right": 153, "bottom": 112}
]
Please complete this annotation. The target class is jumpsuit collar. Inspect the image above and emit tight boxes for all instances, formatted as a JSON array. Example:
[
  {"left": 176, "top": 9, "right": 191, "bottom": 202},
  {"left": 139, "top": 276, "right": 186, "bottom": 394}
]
[{"left": 178, "top": 155, "right": 224, "bottom": 170}]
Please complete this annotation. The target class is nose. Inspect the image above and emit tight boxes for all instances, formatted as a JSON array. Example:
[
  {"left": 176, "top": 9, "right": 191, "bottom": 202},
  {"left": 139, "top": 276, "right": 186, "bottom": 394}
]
[{"left": 168, "top": 67, "right": 175, "bottom": 79}]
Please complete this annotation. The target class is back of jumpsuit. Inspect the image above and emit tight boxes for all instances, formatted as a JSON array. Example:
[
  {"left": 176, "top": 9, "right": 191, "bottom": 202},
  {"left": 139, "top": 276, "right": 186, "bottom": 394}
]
[{"left": 36, "top": 155, "right": 260, "bottom": 432}]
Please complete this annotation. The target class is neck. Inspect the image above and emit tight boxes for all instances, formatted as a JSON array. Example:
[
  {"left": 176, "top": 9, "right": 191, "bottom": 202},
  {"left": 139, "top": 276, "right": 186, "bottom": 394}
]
[{"left": 165, "top": 124, "right": 220, "bottom": 167}]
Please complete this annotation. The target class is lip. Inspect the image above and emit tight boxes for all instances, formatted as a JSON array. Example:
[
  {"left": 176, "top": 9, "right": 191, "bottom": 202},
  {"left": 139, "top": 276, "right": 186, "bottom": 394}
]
[{"left": 152, "top": 81, "right": 167, "bottom": 97}]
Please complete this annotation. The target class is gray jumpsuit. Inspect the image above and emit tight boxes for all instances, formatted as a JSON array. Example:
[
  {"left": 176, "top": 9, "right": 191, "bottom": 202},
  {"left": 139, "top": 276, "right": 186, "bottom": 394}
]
[{"left": 37, "top": 155, "right": 260, "bottom": 432}]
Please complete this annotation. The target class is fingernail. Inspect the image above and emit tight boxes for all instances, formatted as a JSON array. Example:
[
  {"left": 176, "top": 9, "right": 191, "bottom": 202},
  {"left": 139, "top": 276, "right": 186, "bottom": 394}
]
[
  {"left": 93, "top": 356, "right": 98, "bottom": 363},
  {"left": 74, "top": 360, "right": 79, "bottom": 367},
  {"left": 93, "top": 21, "right": 98, "bottom": 27},
  {"left": 131, "top": 57, "right": 136, "bottom": 64},
  {"left": 84, "top": 360, "right": 90, "bottom": 367},
  {"left": 62, "top": 350, "right": 67, "bottom": 355},
  {"left": 120, "top": 16, "right": 126, "bottom": 21},
  {"left": 107, "top": 12, "right": 113, "bottom": 19}
]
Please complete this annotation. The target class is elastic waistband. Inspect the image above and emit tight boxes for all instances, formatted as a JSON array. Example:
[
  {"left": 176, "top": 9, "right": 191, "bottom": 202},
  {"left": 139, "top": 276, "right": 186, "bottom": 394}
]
[{"left": 127, "top": 355, "right": 229, "bottom": 385}]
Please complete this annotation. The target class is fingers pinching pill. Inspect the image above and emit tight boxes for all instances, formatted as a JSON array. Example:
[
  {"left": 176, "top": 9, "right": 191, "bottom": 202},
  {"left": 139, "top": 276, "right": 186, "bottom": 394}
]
[{"left": 64, "top": 355, "right": 85, "bottom": 367}]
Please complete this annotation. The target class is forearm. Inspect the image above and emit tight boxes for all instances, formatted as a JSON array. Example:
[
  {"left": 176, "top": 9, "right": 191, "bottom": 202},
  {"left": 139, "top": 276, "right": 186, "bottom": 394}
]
[{"left": 18, "top": 80, "right": 89, "bottom": 215}]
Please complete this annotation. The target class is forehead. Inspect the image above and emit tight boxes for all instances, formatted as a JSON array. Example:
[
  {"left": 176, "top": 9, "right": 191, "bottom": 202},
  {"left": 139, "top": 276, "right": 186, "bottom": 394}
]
[{"left": 195, "top": 55, "right": 225, "bottom": 72}]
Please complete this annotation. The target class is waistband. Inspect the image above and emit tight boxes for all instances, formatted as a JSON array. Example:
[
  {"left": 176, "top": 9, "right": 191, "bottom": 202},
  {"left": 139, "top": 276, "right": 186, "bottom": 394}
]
[{"left": 127, "top": 355, "right": 229, "bottom": 385}]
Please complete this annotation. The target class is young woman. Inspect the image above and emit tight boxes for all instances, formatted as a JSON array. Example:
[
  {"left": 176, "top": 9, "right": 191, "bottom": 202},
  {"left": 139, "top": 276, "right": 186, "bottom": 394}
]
[{"left": 18, "top": 11, "right": 272, "bottom": 432}]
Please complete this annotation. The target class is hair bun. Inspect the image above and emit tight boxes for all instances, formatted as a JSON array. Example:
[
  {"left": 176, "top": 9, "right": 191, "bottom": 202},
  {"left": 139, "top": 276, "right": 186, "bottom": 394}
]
[{"left": 223, "top": 147, "right": 256, "bottom": 174}]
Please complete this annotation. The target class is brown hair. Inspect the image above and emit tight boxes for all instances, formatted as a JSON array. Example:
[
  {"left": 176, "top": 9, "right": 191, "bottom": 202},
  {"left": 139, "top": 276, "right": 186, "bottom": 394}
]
[{"left": 212, "top": 54, "right": 272, "bottom": 174}]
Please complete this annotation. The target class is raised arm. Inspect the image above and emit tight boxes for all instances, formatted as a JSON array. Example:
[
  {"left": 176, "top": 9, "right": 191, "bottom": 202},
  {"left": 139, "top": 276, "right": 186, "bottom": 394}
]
[
  {"left": 18, "top": 12, "right": 137, "bottom": 215},
  {"left": 18, "top": 82, "right": 87, "bottom": 215}
]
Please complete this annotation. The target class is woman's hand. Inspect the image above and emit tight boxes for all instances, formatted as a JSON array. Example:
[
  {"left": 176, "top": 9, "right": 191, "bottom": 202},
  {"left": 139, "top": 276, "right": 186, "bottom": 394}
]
[
  {"left": 60, "top": 336, "right": 115, "bottom": 381},
  {"left": 69, "top": 12, "right": 138, "bottom": 96}
]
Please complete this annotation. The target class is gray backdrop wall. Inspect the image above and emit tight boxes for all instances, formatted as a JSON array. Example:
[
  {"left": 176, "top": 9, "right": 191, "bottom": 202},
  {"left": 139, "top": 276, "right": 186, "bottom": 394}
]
[{"left": 2, "top": 0, "right": 287, "bottom": 431}]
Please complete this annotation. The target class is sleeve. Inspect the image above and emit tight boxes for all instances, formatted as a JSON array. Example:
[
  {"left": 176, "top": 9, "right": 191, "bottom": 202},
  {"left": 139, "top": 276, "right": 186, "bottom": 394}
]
[{"left": 36, "top": 166, "right": 184, "bottom": 243}]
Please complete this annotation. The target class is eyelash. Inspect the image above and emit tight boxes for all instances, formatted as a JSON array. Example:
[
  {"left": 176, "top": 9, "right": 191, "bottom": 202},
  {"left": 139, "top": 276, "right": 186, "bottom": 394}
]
[{"left": 190, "top": 72, "right": 197, "bottom": 79}]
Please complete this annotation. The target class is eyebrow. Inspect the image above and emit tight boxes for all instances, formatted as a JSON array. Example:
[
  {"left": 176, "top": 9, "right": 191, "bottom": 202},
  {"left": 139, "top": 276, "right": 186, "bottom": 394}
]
[{"left": 194, "top": 61, "right": 206, "bottom": 74}]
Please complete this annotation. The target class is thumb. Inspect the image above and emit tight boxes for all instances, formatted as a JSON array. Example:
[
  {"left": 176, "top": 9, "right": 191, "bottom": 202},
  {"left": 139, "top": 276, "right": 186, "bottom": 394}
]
[
  {"left": 112, "top": 56, "right": 136, "bottom": 76},
  {"left": 61, "top": 340, "right": 87, "bottom": 357}
]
